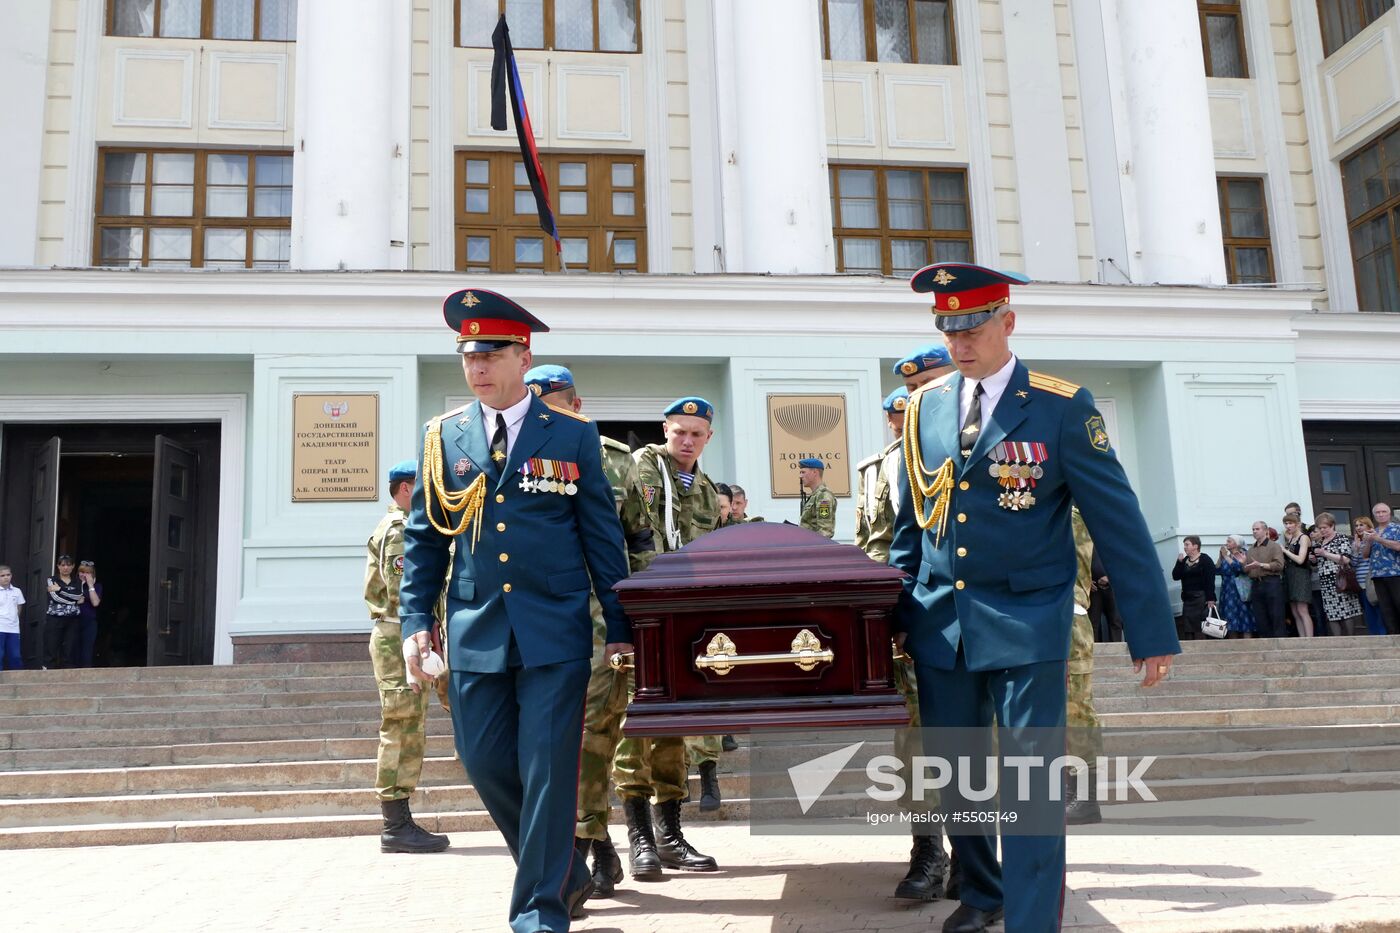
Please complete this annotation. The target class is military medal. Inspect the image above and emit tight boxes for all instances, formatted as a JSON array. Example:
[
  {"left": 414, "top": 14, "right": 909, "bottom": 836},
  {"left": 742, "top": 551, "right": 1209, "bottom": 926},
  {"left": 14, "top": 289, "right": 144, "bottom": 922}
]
[
  {"left": 455, "top": 457, "right": 473, "bottom": 476},
  {"left": 988, "top": 441, "right": 1047, "bottom": 511},
  {"left": 517, "top": 458, "right": 580, "bottom": 495}
]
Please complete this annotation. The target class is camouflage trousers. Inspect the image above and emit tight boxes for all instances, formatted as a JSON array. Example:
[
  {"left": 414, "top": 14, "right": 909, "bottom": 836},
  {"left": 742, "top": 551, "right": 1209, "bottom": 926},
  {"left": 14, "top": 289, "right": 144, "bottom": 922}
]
[
  {"left": 1067, "top": 610, "right": 1103, "bottom": 767},
  {"left": 685, "top": 735, "right": 722, "bottom": 770},
  {"left": 893, "top": 655, "right": 941, "bottom": 829},
  {"left": 576, "top": 607, "right": 631, "bottom": 841},
  {"left": 370, "top": 620, "right": 430, "bottom": 801}
]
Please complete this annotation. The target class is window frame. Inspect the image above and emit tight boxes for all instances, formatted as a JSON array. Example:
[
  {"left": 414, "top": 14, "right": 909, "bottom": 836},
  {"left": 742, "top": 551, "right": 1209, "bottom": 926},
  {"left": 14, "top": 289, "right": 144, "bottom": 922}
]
[
  {"left": 1197, "top": 1, "right": 1249, "bottom": 78},
  {"left": 1341, "top": 127, "right": 1400, "bottom": 311},
  {"left": 106, "top": 0, "right": 297, "bottom": 41},
  {"left": 93, "top": 146, "right": 294, "bottom": 269},
  {"left": 455, "top": 0, "right": 643, "bottom": 53},
  {"left": 829, "top": 163, "right": 974, "bottom": 276},
  {"left": 819, "top": 0, "right": 958, "bottom": 66},
  {"left": 454, "top": 151, "right": 648, "bottom": 273},
  {"left": 1317, "top": 0, "right": 1396, "bottom": 57},
  {"left": 1215, "top": 176, "right": 1275, "bottom": 285}
]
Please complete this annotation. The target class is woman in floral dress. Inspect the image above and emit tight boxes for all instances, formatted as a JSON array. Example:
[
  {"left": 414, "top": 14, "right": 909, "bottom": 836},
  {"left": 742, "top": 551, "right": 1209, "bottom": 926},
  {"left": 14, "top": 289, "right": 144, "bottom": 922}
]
[{"left": 1216, "top": 536, "right": 1256, "bottom": 637}]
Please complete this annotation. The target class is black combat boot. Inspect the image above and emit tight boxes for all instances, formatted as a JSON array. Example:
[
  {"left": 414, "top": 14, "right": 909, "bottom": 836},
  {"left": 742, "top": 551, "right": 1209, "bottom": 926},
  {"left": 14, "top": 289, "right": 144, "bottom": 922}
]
[
  {"left": 379, "top": 798, "right": 450, "bottom": 853},
  {"left": 622, "top": 796, "right": 664, "bottom": 881},
  {"left": 591, "top": 835, "right": 625, "bottom": 897},
  {"left": 652, "top": 799, "right": 718, "bottom": 871},
  {"left": 721, "top": 734, "right": 738, "bottom": 752},
  {"left": 1065, "top": 771, "right": 1102, "bottom": 825},
  {"left": 698, "top": 760, "right": 722, "bottom": 812},
  {"left": 893, "top": 832, "right": 949, "bottom": 900}
]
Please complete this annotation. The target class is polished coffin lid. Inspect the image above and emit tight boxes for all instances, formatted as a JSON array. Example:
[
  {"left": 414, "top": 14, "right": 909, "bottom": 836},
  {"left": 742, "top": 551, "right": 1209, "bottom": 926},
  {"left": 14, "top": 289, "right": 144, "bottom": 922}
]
[{"left": 613, "top": 522, "right": 907, "bottom": 608}]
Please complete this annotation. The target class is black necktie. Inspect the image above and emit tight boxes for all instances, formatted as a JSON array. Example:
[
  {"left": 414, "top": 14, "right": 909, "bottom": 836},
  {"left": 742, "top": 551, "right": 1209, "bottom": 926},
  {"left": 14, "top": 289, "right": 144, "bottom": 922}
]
[
  {"left": 490, "top": 413, "right": 508, "bottom": 465},
  {"left": 961, "top": 382, "right": 984, "bottom": 458}
]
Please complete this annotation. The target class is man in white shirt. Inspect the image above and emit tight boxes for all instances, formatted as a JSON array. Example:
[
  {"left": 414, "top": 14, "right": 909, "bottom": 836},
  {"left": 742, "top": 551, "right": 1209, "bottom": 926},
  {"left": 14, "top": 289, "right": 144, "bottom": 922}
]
[{"left": 0, "top": 565, "right": 25, "bottom": 670}]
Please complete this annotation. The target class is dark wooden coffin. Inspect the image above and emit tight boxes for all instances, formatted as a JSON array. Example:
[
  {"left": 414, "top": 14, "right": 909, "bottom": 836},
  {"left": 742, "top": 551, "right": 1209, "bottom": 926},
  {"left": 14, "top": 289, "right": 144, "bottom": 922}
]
[{"left": 614, "top": 522, "right": 910, "bottom": 736}]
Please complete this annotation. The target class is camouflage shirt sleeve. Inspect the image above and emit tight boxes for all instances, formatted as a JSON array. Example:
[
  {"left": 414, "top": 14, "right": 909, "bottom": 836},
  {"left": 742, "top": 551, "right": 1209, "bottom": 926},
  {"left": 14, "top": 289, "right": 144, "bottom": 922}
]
[
  {"left": 364, "top": 512, "right": 406, "bottom": 622},
  {"left": 616, "top": 452, "right": 656, "bottom": 572},
  {"left": 1072, "top": 506, "right": 1093, "bottom": 612},
  {"left": 801, "top": 485, "right": 837, "bottom": 538}
]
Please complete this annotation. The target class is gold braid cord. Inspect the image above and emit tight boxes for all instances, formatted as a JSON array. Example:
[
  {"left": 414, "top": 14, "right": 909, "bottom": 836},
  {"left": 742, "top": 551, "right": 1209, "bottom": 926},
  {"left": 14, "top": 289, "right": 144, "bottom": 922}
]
[
  {"left": 422, "top": 418, "right": 488, "bottom": 552},
  {"left": 902, "top": 388, "right": 956, "bottom": 548}
]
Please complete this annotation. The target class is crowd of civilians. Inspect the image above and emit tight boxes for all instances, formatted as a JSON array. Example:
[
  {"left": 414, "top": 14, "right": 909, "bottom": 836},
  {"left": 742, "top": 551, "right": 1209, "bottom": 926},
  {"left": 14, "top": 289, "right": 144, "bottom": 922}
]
[
  {"left": 0, "top": 554, "right": 105, "bottom": 671},
  {"left": 1162, "top": 501, "right": 1400, "bottom": 641}
]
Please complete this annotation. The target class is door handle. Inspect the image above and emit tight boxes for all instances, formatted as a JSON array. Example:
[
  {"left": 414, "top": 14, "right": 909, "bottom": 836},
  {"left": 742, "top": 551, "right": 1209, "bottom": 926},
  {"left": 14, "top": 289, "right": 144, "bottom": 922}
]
[{"left": 694, "top": 629, "right": 834, "bottom": 676}]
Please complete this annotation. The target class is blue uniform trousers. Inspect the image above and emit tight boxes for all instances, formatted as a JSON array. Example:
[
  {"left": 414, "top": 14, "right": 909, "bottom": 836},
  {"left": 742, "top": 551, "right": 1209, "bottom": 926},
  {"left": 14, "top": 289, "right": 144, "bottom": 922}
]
[
  {"left": 449, "top": 656, "right": 592, "bottom": 933},
  {"left": 916, "top": 652, "right": 1068, "bottom": 933}
]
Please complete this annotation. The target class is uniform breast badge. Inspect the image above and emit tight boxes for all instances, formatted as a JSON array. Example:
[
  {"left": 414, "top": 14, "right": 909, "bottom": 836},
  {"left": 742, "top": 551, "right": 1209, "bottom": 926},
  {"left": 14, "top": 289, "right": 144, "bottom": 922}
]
[
  {"left": 454, "top": 457, "right": 473, "bottom": 476},
  {"left": 988, "top": 441, "right": 1046, "bottom": 511},
  {"left": 518, "top": 458, "right": 580, "bottom": 495}
]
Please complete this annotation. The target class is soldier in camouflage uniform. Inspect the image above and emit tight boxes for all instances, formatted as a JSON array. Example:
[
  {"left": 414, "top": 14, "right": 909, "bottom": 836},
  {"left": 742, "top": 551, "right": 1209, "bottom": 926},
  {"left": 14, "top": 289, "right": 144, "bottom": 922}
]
[
  {"left": 525, "top": 366, "right": 656, "bottom": 900},
  {"left": 1066, "top": 506, "right": 1104, "bottom": 824},
  {"left": 798, "top": 458, "right": 837, "bottom": 537},
  {"left": 612, "top": 397, "right": 724, "bottom": 879},
  {"left": 853, "top": 385, "right": 952, "bottom": 901},
  {"left": 367, "top": 460, "right": 450, "bottom": 854}
]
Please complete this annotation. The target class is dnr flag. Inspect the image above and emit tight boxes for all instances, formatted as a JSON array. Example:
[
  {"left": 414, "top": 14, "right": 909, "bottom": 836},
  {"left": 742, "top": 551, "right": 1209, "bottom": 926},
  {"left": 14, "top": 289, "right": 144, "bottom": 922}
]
[{"left": 490, "top": 15, "right": 560, "bottom": 254}]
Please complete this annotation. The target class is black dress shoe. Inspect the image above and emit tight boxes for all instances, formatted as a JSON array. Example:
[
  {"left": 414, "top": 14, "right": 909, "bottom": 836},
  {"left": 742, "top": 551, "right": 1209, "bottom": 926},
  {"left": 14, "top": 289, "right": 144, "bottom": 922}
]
[{"left": 941, "top": 903, "right": 1004, "bottom": 933}]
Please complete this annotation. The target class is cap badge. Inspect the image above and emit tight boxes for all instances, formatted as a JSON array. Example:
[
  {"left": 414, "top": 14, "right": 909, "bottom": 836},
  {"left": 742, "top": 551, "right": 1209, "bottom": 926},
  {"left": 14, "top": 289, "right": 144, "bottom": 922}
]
[
  {"left": 469, "top": 321, "right": 480, "bottom": 335},
  {"left": 462, "top": 292, "right": 481, "bottom": 308},
  {"left": 894, "top": 398, "right": 907, "bottom": 412},
  {"left": 683, "top": 401, "right": 699, "bottom": 415},
  {"left": 900, "top": 361, "right": 918, "bottom": 376},
  {"left": 932, "top": 269, "right": 957, "bottom": 286},
  {"left": 529, "top": 384, "right": 542, "bottom": 396},
  {"left": 947, "top": 296, "right": 961, "bottom": 310}
]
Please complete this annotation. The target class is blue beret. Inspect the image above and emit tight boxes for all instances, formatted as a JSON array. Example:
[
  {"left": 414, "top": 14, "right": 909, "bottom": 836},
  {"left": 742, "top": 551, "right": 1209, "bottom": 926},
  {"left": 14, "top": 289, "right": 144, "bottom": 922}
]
[
  {"left": 798, "top": 458, "right": 826, "bottom": 470},
  {"left": 443, "top": 288, "right": 549, "bottom": 353},
  {"left": 893, "top": 345, "right": 952, "bottom": 378},
  {"left": 664, "top": 397, "right": 715, "bottom": 422},
  {"left": 883, "top": 387, "right": 910, "bottom": 414},
  {"left": 388, "top": 459, "right": 418, "bottom": 484},
  {"left": 909, "top": 262, "right": 1030, "bottom": 334},
  {"left": 525, "top": 364, "right": 574, "bottom": 397}
]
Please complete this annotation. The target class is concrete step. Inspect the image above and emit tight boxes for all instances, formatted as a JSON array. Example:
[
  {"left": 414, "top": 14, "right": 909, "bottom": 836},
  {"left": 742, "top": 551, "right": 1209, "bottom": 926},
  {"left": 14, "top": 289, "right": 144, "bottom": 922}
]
[
  {"left": 1100, "top": 703, "right": 1400, "bottom": 728},
  {"left": 1091, "top": 672, "right": 1400, "bottom": 698},
  {"left": 1, "top": 715, "right": 455, "bottom": 751},
  {"left": 1, "top": 734, "right": 459, "bottom": 772},
  {"left": 1091, "top": 657, "right": 1400, "bottom": 684},
  {"left": 0, "top": 687, "right": 380, "bottom": 717},
  {"left": 1093, "top": 634, "right": 1400, "bottom": 655},
  {"left": 0, "top": 700, "right": 389, "bottom": 733},
  {"left": 0, "top": 673, "right": 373, "bottom": 701},
  {"left": 0, "top": 660, "right": 368, "bottom": 685},
  {"left": 1095, "top": 686, "right": 1400, "bottom": 714}
]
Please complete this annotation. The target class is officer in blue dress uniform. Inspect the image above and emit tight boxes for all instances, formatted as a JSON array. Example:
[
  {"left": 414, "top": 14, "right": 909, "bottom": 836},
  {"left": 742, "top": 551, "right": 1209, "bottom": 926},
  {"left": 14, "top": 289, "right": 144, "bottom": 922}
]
[
  {"left": 888, "top": 262, "right": 1180, "bottom": 933},
  {"left": 399, "top": 289, "right": 632, "bottom": 933}
]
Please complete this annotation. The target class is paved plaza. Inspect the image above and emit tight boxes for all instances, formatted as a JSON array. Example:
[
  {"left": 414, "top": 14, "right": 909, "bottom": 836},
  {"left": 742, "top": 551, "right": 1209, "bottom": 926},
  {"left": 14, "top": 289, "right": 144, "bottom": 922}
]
[{"left": 6, "top": 822, "right": 1400, "bottom": 933}]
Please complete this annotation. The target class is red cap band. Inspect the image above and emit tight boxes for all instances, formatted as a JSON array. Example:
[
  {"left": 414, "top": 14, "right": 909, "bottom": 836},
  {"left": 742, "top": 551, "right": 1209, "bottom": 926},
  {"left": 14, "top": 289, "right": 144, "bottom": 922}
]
[
  {"left": 458, "top": 317, "right": 532, "bottom": 345},
  {"left": 934, "top": 282, "right": 1010, "bottom": 314}
]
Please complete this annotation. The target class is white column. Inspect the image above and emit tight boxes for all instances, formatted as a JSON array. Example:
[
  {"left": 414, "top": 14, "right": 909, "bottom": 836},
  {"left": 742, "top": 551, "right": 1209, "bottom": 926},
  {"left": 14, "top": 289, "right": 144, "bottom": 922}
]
[
  {"left": 0, "top": 1, "right": 53, "bottom": 265},
  {"left": 720, "top": 0, "right": 834, "bottom": 274},
  {"left": 1115, "top": 0, "right": 1227, "bottom": 285},
  {"left": 292, "top": 0, "right": 401, "bottom": 270}
]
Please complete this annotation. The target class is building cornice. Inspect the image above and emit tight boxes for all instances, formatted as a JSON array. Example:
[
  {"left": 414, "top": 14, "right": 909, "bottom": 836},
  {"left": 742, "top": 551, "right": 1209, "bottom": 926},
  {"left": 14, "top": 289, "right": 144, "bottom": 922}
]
[{"left": 1292, "top": 309, "right": 1400, "bottom": 362}]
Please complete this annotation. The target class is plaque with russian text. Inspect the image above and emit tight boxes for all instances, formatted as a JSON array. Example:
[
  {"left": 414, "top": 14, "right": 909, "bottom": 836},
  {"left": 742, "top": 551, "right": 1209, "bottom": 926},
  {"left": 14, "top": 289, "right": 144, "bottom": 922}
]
[{"left": 292, "top": 393, "right": 380, "bottom": 502}]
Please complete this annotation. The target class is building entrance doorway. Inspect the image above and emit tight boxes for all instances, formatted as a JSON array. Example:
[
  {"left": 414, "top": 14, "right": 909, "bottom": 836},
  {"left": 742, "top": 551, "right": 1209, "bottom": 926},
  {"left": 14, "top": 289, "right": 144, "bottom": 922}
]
[
  {"left": 1, "top": 422, "right": 220, "bottom": 667},
  {"left": 1303, "top": 421, "right": 1400, "bottom": 533}
]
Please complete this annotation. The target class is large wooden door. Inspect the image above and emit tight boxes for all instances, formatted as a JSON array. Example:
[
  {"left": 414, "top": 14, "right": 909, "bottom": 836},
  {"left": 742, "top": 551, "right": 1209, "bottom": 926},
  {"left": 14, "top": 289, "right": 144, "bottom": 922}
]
[
  {"left": 1367, "top": 447, "right": 1400, "bottom": 509},
  {"left": 1305, "top": 444, "right": 1368, "bottom": 532},
  {"left": 147, "top": 436, "right": 199, "bottom": 666},
  {"left": 24, "top": 437, "right": 60, "bottom": 643}
]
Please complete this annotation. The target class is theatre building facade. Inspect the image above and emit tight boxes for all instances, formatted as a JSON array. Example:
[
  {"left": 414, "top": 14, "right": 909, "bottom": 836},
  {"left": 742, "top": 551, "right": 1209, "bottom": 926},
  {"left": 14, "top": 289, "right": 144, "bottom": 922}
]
[{"left": 1, "top": 0, "right": 1398, "bottom": 664}]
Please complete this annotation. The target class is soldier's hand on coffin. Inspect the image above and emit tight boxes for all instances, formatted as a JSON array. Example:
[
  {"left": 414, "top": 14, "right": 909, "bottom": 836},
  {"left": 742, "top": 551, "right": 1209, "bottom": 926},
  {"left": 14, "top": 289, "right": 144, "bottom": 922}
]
[
  {"left": 404, "top": 630, "right": 431, "bottom": 693},
  {"left": 1134, "top": 654, "right": 1173, "bottom": 688},
  {"left": 893, "top": 632, "right": 907, "bottom": 652},
  {"left": 605, "top": 642, "right": 634, "bottom": 669}
]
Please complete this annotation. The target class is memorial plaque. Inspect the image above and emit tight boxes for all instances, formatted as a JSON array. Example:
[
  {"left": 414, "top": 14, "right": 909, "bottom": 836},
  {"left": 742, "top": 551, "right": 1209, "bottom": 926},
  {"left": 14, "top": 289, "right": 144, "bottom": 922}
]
[
  {"left": 767, "top": 393, "right": 851, "bottom": 498},
  {"left": 292, "top": 393, "right": 379, "bottom": 501}
]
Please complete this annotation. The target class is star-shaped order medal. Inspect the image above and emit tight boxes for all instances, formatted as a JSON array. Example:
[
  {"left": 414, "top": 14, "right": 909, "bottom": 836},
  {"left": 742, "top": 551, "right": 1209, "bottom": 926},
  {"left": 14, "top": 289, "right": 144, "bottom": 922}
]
[{"left": 1016, "top": 390, "right": 1029, "bottom": 399}]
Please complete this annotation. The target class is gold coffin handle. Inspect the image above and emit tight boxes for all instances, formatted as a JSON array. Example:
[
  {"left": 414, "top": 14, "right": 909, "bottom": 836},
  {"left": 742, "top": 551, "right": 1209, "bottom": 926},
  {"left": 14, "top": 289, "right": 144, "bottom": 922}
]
[
  {"left": 892, "top": 639, "right": 912, "bottom": 663},
  {"left": 608, "top": 651, "right": 635, "bottom": 671},
  {"left": 694, "top": 629, "right": 834, "bottom": 676}
]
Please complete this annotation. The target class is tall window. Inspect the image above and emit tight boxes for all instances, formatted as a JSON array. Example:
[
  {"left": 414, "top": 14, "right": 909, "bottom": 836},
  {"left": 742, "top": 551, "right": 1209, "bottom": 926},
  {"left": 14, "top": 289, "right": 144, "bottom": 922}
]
[
  {"left": 1318, "top": 0, "right": 1395, "bottom": 56},
  {"left": 1198, "top": 1, "right": 1248, "bottom": 78},
  {"left": 109, "top": 0, "right": 297, "bottom": 40},
  {"left": 458, "top": 0, "right": 639, "bottom": 52},
  {"left": 1342, "top": 125, "right": 1400, "bottom": 311},
  {"left": 1216, "top": 177, "right": 1274, "bottom": 284},
  {"left": 830, "top": 165, "right": 972, "bottom": 275},
  {"left": 820, "top": 0, "right": 955, "bottom": 65},
  {"left": 95, "top": 148, "right": 292, "bottom": 269},
  {"left": 456, "top": 152, "right": 646, "bottom": 273}
]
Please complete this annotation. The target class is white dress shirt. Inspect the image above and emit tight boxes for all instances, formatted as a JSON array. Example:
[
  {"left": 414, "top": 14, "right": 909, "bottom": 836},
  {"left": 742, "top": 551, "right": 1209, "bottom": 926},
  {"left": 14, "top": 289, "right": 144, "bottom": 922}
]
[
  {"left": 959, "top": 354, "right": 1018, "bottom": 425},
  {"left": 480, "top": 392, "right": 533, "bottom": 460}
]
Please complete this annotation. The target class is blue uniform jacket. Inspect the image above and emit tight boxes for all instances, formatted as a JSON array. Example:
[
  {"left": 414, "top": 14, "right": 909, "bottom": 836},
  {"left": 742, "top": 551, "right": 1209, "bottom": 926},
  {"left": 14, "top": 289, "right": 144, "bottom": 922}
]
[
  {"left": 399, "top": 394, "right": 631, "bottom": 672},
  {"left": 889, "top": 360, "right": 1180, "bottom": 671}
]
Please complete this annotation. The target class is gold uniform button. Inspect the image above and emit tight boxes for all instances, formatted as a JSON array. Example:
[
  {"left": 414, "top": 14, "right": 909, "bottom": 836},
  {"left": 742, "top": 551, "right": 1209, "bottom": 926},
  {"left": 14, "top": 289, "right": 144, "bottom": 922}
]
[
  {"left": 495, "top": 494, "right": 505, "bottom": 504},
  {"left": 957, "top": 547, "right": 967, "bottom": 557},
  {"left": 499, "top": 553, "right": 509, "bottom": 563},
  {"left": 959, "top": 481, "right": 970, "bottom": 491},
  {"left": 503, "top": 583, "right": 512, "bottom": 593},
  {"left": 955, "top": 580, "right": 966, "bottom": 590},
  {"left": 496, "top": 522, "right": 506, "bottom": 532},
  {"left": 957, "top": 513, "right": 967, "bottom": 523}
]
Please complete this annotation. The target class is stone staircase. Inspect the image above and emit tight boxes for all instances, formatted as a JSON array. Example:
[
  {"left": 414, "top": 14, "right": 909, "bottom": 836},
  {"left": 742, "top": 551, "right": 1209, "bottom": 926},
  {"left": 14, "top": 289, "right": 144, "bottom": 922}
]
[{"left": 2, "top": 636, "right": 1399, "bottom": 849}]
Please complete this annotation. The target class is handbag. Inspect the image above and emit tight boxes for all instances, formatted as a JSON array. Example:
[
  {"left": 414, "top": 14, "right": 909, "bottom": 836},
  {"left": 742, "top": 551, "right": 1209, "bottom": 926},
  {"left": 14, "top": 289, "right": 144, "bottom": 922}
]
[
  {"left": 1200, "top": 604, "right": 1228, "bottom": 638},
  {"left": 1337, "top": 563, "right": 1360, "bottom": 594}
]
